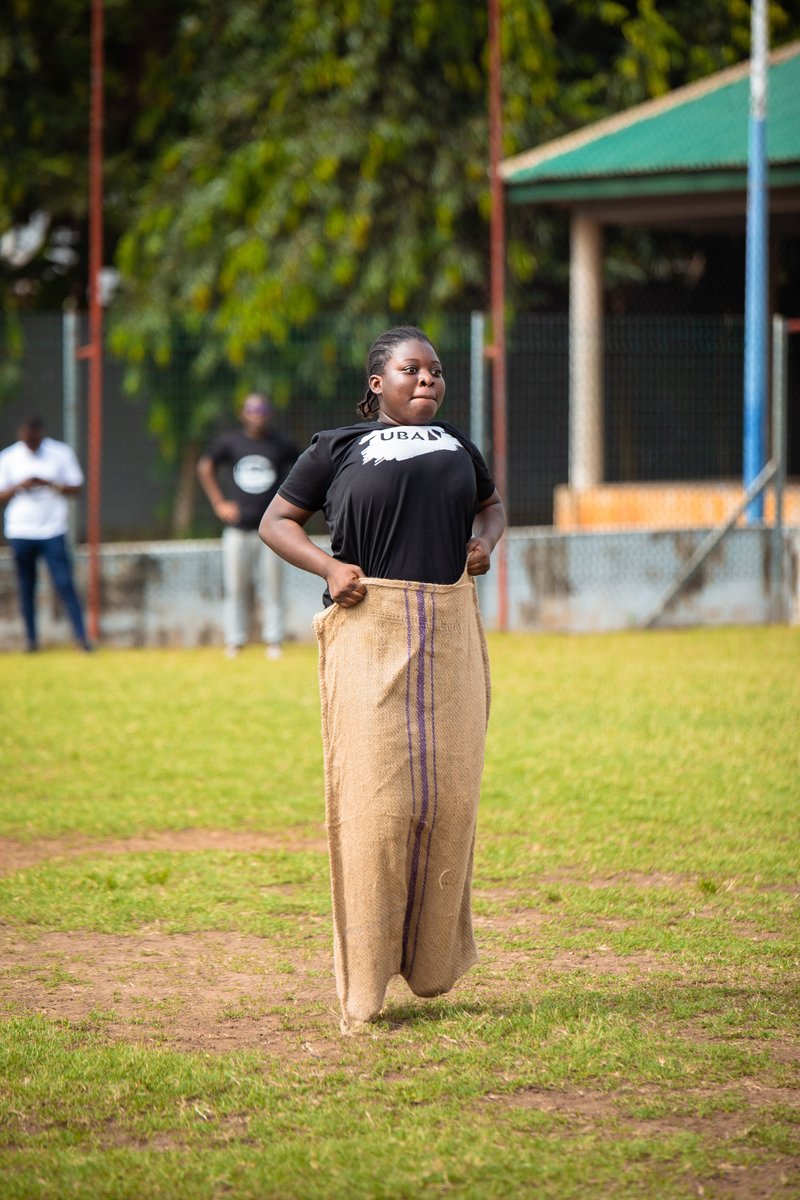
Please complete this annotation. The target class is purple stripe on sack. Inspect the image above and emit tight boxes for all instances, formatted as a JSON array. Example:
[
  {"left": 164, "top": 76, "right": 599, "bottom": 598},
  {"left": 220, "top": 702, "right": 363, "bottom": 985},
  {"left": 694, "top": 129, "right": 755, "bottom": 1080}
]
[
  {"left": 429, "top": 590, "right": 439, "bottom": 823},
  {"left": 408, "top": 590, "right": 439, "bottom": 977},
  {"left": 404, "top": 587, "right": 417, "bottom": 843},
  {"left": 401, "top": 588, "right": 430, "bottom": 972}
]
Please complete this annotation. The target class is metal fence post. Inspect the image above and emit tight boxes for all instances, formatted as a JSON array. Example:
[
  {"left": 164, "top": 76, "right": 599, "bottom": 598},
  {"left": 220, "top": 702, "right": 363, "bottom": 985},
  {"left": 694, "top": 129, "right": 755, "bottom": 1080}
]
[
  {"left": 470, "top": 311, "right": 486, "bottom": 455},
  {"left": 62, "top": 306, "right": 79, "bottom": 545},
  {"left": 770, "top": 315, "right": 787, "bottom": 622}
]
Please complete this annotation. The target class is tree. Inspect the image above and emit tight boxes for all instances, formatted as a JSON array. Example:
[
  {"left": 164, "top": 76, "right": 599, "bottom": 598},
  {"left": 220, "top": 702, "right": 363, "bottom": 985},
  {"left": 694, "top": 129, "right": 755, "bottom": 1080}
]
[
  {"left": 0, "top": 0, "right": 211, "bottom": 305},
  {"left": 112, "top": 0, "right": 800, "bottom": 358},
  {"left": 109, "top": 0, "right": 561, "bottom": 529},
  {"left": 4, "top": 1, "right": 799, "bottom": 528}
]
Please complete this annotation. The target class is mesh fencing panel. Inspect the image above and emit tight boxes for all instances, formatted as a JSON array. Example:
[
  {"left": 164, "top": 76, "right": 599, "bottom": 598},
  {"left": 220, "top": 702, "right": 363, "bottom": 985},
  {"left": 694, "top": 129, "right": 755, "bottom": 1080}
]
[
  {"left": 2, "top": 308, "right": 794, "bottom": 536},
  {"left": 1, "top": 309, "right": 795, "bottom": 636}
]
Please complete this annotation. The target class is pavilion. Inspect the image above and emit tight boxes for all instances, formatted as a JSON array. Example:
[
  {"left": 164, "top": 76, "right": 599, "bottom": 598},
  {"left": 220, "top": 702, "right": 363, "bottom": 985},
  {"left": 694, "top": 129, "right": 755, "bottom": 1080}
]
[{"left": 500, "top": 40, "right": 800, "bottom": 528}]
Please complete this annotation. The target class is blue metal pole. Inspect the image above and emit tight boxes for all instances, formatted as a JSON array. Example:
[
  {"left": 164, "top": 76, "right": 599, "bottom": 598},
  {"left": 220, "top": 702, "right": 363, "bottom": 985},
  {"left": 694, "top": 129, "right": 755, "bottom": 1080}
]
[{"left": 743, "top": 1, "right": 768, "bottom": 522}]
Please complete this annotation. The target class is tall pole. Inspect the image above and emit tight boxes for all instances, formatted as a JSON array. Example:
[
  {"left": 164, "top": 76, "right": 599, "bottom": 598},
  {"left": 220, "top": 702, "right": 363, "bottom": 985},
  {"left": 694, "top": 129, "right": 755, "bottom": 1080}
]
[
  {"left": 743, "top": 0, "right": 768, "bottom": 523},
  {"left": 86, "top": 0, "right": 104, "bottom": 637},
  {"left": 470, "top": 311, "right": 486, "bottom": 453},
  {"left": 769, "top": 315, "right": 787, "bottom": 622},
  {"left": 488, "top": 0, "right": 509, "bottom": 630},
  {"left": 62, "top": 306, "right": 80, "bottom": 545}
]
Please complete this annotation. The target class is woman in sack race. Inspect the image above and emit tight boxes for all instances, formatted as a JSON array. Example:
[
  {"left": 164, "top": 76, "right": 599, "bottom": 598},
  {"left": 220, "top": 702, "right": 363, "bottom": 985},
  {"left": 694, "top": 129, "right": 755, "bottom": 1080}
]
[{"left": 260, "top": 325, "right": 505, "bottom": 1033}]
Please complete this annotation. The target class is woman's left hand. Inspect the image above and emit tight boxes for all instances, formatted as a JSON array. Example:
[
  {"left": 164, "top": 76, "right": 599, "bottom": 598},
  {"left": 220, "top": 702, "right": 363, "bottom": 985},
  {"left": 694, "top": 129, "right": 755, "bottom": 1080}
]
[{"left": 466, "top": 536, "right": 492, "bottom": 576}]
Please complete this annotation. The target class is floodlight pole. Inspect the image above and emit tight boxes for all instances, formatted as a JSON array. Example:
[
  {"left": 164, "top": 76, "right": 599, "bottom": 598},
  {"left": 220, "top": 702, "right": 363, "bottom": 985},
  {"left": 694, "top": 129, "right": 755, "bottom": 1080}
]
[
  {"left": 81, "top": 0, "right": 105, "bottom": 639},
  {"left": 488, "top": 0, "right": 509, "bottom": 631},
  {"left": 743, "top": 0, "right": 768, "bottom": 523}
]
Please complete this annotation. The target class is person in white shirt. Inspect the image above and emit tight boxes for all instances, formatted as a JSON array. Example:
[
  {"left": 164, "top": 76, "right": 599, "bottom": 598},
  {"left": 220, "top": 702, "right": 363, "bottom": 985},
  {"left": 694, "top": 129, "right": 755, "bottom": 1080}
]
[{"left": 0, "top": 417, "right": 91, "bottom": 652}]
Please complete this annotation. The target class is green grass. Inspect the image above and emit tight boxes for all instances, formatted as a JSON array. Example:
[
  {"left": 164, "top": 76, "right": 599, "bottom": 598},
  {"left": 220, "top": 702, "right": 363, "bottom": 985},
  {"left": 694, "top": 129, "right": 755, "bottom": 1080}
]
[{"left": 1, "top": 627, "right": 798, "bottom": 1198}]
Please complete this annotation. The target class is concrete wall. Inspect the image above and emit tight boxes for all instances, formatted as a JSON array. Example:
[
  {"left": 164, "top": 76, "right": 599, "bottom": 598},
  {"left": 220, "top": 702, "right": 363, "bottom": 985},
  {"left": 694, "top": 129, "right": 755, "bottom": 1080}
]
[
  {"left": 485, "top": 527, "right": 799, "bottom": 632},
  {"left": 0, "top": 528, "right": 797, "bottom": 650}
]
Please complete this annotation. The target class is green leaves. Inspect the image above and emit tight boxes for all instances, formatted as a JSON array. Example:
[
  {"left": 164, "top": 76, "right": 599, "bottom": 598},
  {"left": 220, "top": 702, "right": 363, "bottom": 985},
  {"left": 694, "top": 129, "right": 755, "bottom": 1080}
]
[{"left": 4, "top": 0, "right": 800, "bottom": 509}]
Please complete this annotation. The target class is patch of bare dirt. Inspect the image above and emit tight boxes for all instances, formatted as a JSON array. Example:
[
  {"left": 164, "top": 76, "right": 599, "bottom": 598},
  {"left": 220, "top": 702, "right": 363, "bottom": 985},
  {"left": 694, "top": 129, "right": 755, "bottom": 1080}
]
[
  {"left": 4, "top": 1112, "right": 256, "bottom": 1154},
  {"left": 1, "top": 835, "right": 798, "bottom": 1065},
  {"left": 479, "top": 869, "right": 800, "bottom": 896},
  {"left": 477, "top": 1082, "right": 799, "bottom": 1196},
  {"left": 0, "top": 829, "right": 328, "bottom": 876},
  {"left": 481, "top": 1079, "right": 800, "bottom": 1118},
  {"left": 0, "top": 927, "right": 338, "bottom": 1057},
  {"left": 0, "top": 922, "right": 681, "bottom": 1060},
  {"left": 684, "top": 1159, "right": 798, "bottom": 1199}
]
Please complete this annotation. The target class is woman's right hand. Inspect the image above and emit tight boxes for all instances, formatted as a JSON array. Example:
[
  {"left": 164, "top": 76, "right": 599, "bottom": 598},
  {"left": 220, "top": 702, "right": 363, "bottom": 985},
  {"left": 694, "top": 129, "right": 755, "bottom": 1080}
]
[{"left": 326, "top": 561, "right": 367, "bottom": 607}]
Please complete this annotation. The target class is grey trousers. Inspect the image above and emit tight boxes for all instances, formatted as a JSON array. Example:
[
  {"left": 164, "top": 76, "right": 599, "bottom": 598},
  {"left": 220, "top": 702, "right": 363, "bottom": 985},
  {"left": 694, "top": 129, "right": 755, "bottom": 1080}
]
[{"left": 221, "top": 527, "right": 284, "bottom": 647}]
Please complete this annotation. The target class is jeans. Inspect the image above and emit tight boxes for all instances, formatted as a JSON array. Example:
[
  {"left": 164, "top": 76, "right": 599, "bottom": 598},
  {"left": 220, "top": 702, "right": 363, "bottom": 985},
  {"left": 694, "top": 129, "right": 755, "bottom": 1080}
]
[
  {"left": 8, "top": 534, "right": 88, "bottom": 648},
  {"left": 221, "top": 527, "right": 285, "bottom": 648}
]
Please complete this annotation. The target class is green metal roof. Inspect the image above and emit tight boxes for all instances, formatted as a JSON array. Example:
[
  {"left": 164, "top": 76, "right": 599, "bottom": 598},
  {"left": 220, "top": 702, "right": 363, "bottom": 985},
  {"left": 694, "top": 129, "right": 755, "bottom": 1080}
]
[{"left": 502, "top": 42, "right": 800, "bottom": 204}]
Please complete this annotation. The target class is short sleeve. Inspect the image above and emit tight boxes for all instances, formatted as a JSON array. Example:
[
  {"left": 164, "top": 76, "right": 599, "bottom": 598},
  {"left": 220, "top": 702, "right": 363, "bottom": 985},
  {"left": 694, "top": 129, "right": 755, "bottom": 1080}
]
[
  {"left": 471, "top": 445, "right": 496, "bottom": 503},
  {"left": 277, "top": 432, "right": 335, "bottom": 514},
  {"left": 205, "top": 432, "right": 232, "bottom": 467},
  {"left": 58, "top": 444, "right": 84, "bottom": 487},
  {"left": 443, "top": 425, "right": 495, "bottom": 503}
]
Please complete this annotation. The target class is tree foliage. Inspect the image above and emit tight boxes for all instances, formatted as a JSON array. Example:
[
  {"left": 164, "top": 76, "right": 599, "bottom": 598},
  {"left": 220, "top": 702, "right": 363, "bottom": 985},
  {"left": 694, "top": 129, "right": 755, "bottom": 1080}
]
[
  {"left": 2, "top": 0, "right": 799, "bottom": 518},
  {"left": 109, "top": 0, "right": 799, "bottom": 366},
  {"left": 0, "top": 0, "right": 206, "bottom": 308}
]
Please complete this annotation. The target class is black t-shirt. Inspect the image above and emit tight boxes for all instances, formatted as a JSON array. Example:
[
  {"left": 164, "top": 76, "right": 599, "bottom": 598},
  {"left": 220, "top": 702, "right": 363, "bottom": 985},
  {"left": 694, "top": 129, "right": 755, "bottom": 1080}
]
[
  {"left": 278, "top": 419, "right": 496, "bottom": 603},
  {"left": 205, "top": 428, "right": 299, "bottom": 531}
]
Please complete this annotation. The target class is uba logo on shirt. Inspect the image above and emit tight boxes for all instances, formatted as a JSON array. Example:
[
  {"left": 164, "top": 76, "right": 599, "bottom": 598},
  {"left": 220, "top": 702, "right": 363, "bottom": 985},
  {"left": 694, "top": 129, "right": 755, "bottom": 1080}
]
[
  {"left": 359, "top": 426, "right": 461, "bottom": 466},
  {"left": 233, "top": 455, "right": 277, "bottom": 494}
]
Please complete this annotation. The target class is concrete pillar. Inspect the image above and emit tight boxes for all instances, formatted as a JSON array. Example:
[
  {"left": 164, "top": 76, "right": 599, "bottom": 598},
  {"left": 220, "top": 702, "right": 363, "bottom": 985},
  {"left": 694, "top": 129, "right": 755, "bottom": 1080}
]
[{"left": 569, "top": 213, "right": 604, "bottom": 489}]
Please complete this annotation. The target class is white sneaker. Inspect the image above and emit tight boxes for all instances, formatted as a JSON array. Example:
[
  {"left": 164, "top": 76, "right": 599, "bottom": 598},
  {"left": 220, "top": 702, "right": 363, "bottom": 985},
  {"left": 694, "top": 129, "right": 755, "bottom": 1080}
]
[
  {"left": 266, "top": 644, "right": 282, "bottom": 660},
  {"left": 225, "top": 644, "right": 241, "bottom": 659}
]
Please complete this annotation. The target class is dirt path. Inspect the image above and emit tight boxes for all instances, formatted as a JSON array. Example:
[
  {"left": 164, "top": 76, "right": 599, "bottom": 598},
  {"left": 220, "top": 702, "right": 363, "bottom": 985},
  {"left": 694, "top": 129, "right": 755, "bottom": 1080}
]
[{"left": 0, "top": 829, "right": 328, "bottom": 875}]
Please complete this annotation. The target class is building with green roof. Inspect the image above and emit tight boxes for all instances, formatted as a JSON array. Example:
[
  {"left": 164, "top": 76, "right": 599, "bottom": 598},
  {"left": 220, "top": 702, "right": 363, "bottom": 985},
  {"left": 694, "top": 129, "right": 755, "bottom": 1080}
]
[{"left": 500, "top": 41, "right": 800, "bottom": 497}]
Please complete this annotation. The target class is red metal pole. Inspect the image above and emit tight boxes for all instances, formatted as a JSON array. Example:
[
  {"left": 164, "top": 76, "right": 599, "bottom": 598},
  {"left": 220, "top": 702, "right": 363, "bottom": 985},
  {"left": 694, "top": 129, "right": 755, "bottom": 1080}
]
[
  {"left": 86, "top": 0, "right": 104, "bottom": 640},
  {"left": 488, "top": 0, "right": 508, "bottom": 631}
]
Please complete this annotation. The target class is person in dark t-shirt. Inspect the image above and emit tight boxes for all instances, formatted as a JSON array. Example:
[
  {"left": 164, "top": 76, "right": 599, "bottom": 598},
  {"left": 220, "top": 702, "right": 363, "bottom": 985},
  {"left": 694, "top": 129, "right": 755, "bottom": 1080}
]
[
  {"left": 259, "top": 326, "right": 505, "bottom": 1032},
  {"left": 259, "top": 327, "right": 505, "bottom": 606},
  {"left": 198, "top": 394, "right": 298, "bottom": 657}
]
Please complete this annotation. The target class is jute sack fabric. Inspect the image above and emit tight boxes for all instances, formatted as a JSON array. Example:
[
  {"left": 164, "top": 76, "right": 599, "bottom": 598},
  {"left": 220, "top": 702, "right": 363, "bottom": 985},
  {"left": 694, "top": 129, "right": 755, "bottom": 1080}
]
[{"left": 313, "top": 572, "right": 491, "bottom": 1030}]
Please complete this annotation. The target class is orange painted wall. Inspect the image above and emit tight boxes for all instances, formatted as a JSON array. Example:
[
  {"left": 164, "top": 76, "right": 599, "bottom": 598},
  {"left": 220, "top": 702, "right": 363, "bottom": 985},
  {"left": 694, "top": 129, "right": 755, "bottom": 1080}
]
[{"left": 554, "top": 482, "right": 800, "bottom": 530}]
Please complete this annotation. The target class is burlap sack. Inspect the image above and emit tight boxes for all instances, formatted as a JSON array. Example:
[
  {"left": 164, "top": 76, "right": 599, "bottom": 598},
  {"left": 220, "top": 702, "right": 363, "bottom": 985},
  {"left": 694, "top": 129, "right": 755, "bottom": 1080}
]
[{"left": 313, "top": 572, "right": 491, "bottom": 1030}]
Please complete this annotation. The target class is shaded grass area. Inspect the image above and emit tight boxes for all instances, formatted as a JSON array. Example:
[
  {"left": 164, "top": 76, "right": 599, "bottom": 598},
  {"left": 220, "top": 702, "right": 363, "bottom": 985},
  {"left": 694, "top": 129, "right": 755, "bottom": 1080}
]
[{"left": 1, "top": 627, "right": 798, "bottom": 1197}]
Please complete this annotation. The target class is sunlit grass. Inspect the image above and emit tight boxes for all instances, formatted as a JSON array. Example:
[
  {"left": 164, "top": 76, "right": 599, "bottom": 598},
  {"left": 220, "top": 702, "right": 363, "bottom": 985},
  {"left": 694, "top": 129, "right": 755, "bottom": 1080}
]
[{"left": 1, "top": 626, "right": 798, "bottom": 1198}]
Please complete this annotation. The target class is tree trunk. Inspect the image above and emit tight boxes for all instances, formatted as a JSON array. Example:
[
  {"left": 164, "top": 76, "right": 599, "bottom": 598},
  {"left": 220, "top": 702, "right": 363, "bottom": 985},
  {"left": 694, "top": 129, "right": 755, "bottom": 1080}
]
[{"left": 171, "top": 439, "right": 199, "bottom": 536}]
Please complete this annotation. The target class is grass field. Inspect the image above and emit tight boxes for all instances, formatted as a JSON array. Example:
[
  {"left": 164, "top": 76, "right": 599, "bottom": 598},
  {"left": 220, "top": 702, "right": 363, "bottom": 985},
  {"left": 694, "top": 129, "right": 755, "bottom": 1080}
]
[{"left": 1, "top": 626, "right": 798, "bottom": 1199}]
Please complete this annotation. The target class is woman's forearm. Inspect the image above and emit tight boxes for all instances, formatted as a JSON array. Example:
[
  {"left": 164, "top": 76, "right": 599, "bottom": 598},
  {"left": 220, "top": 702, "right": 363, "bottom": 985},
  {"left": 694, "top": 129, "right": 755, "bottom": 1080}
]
[
  {"left": 473, "top": 492, "right": 505, "bottom": 551},
  {"left": 259, "top": 503, "right": 333, "bottom": 580}
]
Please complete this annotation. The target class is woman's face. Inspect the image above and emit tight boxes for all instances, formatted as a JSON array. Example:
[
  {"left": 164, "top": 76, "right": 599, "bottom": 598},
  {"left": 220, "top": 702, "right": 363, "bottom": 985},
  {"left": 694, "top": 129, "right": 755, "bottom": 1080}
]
[{"left": 370, "top": 338, "right": 446, "bottom": 426}]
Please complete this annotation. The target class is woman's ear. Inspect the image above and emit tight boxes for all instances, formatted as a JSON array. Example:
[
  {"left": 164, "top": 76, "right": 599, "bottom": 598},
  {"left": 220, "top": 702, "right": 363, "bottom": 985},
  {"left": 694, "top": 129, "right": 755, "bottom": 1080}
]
[{"left": 368, "top": 374, "right": 383, "bottom": 394}]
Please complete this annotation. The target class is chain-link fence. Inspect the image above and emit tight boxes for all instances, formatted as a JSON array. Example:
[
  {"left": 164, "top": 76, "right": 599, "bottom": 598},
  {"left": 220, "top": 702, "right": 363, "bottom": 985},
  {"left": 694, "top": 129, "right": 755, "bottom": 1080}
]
[
  {"left": 1, "top": 309, "right": 797, "bottom": 641},
  {"left": 5, "top": 309, "right": 797, "bottom": 538}
]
